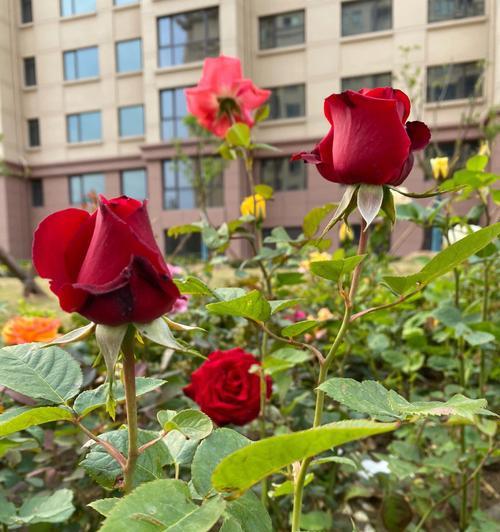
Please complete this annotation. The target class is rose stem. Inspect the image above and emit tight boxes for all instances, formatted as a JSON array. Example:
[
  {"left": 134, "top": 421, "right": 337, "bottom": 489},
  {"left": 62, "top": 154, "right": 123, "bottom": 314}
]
[
  {"left": 291, "top": 218, "right": 369, "bottom": 532},
  {"left": 122, "top": 326, "right": 139, "bottom": 494}
]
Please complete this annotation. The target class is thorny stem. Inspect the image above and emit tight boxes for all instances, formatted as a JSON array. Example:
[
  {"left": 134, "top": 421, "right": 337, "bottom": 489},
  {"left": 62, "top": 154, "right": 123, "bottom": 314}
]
[
  {"left": 75, "top": 420, "right": 126, "bottom": 469},
  {"left": 122, "top": 327, "right": 139, "bottom": 494},
  {"left": 291, "top": 219, "right": 369, "bottom": 532}
]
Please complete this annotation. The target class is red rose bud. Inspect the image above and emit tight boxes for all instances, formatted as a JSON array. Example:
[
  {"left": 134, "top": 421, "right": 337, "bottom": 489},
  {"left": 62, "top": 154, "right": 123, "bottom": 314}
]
[
  {"left": 183, "top": 348, "right": 272, "bottom": 426},
  {"left": 32, "top": 195, "right": 180, "bottom": 326},
  {"left": 293, "top": 87, "right": 431, "bottom": 186},
  {"left": 186, "top": 55, "right": 270, "bottom": 138}
]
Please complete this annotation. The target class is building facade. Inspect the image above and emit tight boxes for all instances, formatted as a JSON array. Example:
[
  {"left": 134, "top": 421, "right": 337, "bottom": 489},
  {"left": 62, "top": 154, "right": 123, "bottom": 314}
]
[{"left": 0, "top": 0, "right": 498, "bottom": 260}]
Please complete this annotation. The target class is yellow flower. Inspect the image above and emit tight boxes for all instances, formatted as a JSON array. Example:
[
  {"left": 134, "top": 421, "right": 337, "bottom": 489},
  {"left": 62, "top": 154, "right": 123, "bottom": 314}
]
[
  {"left": 240, "top": 194, "right": 266, "bottom": 220},
  {"left": 478, "top": 141, "right": 490, "bottom": 157},
  {"left": 317, "top": 307, "right": 334, "bottom": 321},
  {"left": 299, "top": 251, "right": 331, "bottom": 272},
  {"left": 339, "top": 222, "right": 354, "bottom": 243},
  {"left": 2, "top": 316, "right": 61, "bottom": 345},
  {"left": 430, "top": 157, "right": 449, "bottom": 180}
]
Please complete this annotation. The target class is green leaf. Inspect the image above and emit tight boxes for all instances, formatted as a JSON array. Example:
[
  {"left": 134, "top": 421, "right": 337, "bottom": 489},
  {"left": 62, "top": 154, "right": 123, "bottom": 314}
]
[
  {"left": 18, "top": 489, "right": 75, "bottom": 524},
  {"left": 163, "top": 431, "right": 198, "bottom": 466},
  {"left": 309, "top": 255, "right": 366, "bottom": 282},
  {"left": 211, "top": 420, "right": 397, "bottom": 496},
  {"left": 167, "top": 223, "right": 202, "bottom": 238},
  {"left": 223, "top": 492, "right": 272, "bottom": 532},
  {"left": 88, "top": 498, "right": 119, "bottom": 517},
  {"left": 81, "top": 429, "right": 172, "bottom": 490},
  {"left": 254, "top": 104, "right": 270, "bottom": 123},
  {"left": 226, "top": 123, "right": 251, "bottom": 148},
  {"left": 192, "top": 428, "right": 250, "bottom": 497},
  {"left": 254, "top": 184, "right": 273, "bottom": 199},
  {"left": 269, "top": 474, "right": 314, "bottom": 498},
  {"left": 174, "top": 276, "right": 215, "bottom": 296},
  {"left": 95, "top": 324, "right": 128, "bottom": 383},
  {"left": 269, "top": 298, "right": 303, "bottom": 315},
  {"left": 0, "top": 493, "right": 16, "bottom": 526},
  {"left": 383, "top": 223, "right": 500, "bottom": 294},
  {"left": 319, "top": 378, "right": 493, "bottom": 421},
  {"left": 302, "top": 203, "right": 336, "bottom": 238},
  {"left": 158, "top": 409, "right": 213, "bottom": 440},
  {"left": 381, "top": 187, "right": 396, "bottom": 224},
  {"left": 74, "top": 377, "right": 166, "bottom": 417},
  {"left": 357, "top": 184, "right": 384, "bottom": 228},
  {"left": 218, "top": 143, "right": 238, "bottom": 161},
  {"left": 281, "top": 320, "right": 317, "bottom": 338},
  {"left": 134, "top": 318, "right": 195, "bottom": 355},
  {"left": 300, "top": 511, "right": 333, "bottom": 531},
  {"left": 311, "top": 456, "right": 357, "bottom": 470},
  {"left": 0, "top": 344, "right": 82, "bottom": 404},
  {"left": 381, "top": 493, "right": 413, "bottom": 532},
  {"left": 263, "top": 347, "right": 310, "bottom": 375},
  {"left": 276, "top": 272, "right": 304, "bottom": 286},
  {"left": 466, "top": 154, "right": 488, "bottom": 172},
  {"left": 206, "top": 290, "right": 271, "bottom": 322},
  {"left": 100, "top": 479, "right": 224, "bottom": 532},
  {"left": 43, "top": 322, "right": 95, "bottom": 346},
  {"left": 0, "top": 406, "right": 73, "bottom": 437}
]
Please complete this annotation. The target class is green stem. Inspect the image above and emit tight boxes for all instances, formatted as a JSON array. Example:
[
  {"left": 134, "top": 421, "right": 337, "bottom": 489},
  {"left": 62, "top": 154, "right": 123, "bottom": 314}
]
[
  {"left": 291, "top": 219, "right": 369, "bottom": 532},
  {"left": 259, "top": 329, "right": 269, "bottom": 508},
  {"left": 122, "top": 328, "right": 139, "bottom": 494}
]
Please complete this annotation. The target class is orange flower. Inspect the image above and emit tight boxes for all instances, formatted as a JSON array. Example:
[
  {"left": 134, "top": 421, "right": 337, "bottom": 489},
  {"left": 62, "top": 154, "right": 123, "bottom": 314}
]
[{"left": 1, "top": 316, "right": 61, "bottom": 345}]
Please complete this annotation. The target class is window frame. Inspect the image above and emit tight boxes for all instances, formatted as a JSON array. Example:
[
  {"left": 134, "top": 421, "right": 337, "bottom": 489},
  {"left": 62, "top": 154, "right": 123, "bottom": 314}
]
[
  {"left": 30, "top": 179, "right": 44, "bottom": 207},
  {"left": 20, "top": 0, "right": 33, "bottom": 24},
  {"left": 341, "top": 71, "right": 393, "bottom": 91},
  {"left": 68, "top": 173, "right": 105, "bottom": 205},
  {"left": 159, "top": 86, "right": 191, "bottom": 141},
  {"left": 341, "top": 0, "right": 393, "bottom": 37},
  {"left": 23, "top": 57, "right": 36, "bottom": 87},
  {"left": 157, "top": 7, "right": 220, "bottom": 68},
  {"left": 66, "top": 111, "right": 102, "bottom": 144},
  {"left": 27, "top": 118, "right": 40, "bottom": 147},
  {"left": 426, "top": 61, "right": 483, "bottom": 102},
  {"left": 121, "top": 168, "right": 148, "bottom": 199},
  {"left": 115, "top": 38, "right": 143, "bottom": 73},
  {"left": 60, "top": 0, "right": 96, "bottom": 18},
  {"left": 259, "top": 156, "right": 308, "bottom": 192},
  {"left": 118, "top": 104, "right": 145, "bottom": 138},
  {"left": 267, "top": 83, "right": 306, "bottom": 120},
  {"left": 258, "top": 9, "right": 305, "bottom": 50},
  {"left": 63, "top": 46, "right": 99, "bottom": 81},
  {"left": 427, "top": 0, "right": 485, "bottom": 24}
]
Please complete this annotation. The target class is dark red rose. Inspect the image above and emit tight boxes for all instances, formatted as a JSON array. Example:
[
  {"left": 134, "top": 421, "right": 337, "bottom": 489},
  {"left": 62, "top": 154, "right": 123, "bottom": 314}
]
[
  {"left": 32, "top": 196, "right": 180, "bottom": 326},
  {"left": 184, "top": 348, "right": 272, "bottom": 426},
  {"left": 293, "top": 87, "right": 431, "bottom": 186}
]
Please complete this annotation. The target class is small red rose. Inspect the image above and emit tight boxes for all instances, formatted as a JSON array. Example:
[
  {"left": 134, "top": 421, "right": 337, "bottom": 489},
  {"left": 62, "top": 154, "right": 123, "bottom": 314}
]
[
  {"left": 293, "top": 87, "right": 431, "bottom": 186},
  {"left": 32, "top": 195, "right": 180, "bottom": 326},
  {"left": 186, "top": 55, "right": 271, "bottom": 138},
  {"left": 184, "top": 348, "right": 272, "bottom": 426}
]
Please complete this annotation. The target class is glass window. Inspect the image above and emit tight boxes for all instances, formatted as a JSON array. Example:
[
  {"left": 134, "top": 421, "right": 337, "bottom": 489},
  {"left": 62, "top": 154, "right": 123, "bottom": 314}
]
[
  {"left": 268, "top": 84, "right": 306, "bottom": 120},
  {"left": 341, "top": 0, "right": 392, "bottom": 37},
  {"left": 428, "top": 0, "right": 484, "bottom": 23},
  {"left": 23, "top": 57, "right": 36, "bottom": 86},
  {"left": 121, "top": 169, "right": 147, "bottom": 199},
  {"left": 114, "top": 0, "right": 139, "bottom": 5},
  {"left": 27, "top": 118, "right": 40, "bottom": 147},
  {"left": 427, "top": 61, "right": 483, "bottom": 102},
  {"left": 119, "top": 105, "right": 144, "bottom": 137},
  {"left": 160, "top": 87, "right": 190, "bottom": 140},
  {"left": 341, "top": 72, "right": 392, "bottom": 91},
  {"left": 165, "top": 231, "right": 204, "bottom": 258},
  {"left": 422, "top": 226, "right": 442, "bottom": 251},
  {"left": 162, "top": 159, "right": 223, "bottom": 210},
  {"left": 66, "top": 111, "right": 102, "bottom": 143},
  {"left": 116, "top": 39, "right": 142, "bottom": 73},
  {"left": 31, "top": 179, "right": 44, "bottom": 207},
  {"left": 157, "top": 8, "right": 219, "bottom": 67},
  {"left": 60, "top": 0, "right": 96, "bottom": 17},
  {"left": 21, "top": 0, "right": 33, "bottom": 23},
  {"left": 260, "top": 157, "right": 307, "bottom": 191},
  {"left": 259, "top": 10, "right": 305, "bottom": 50},
  {"left": 69, "top": 173, "right": 105, "bottom": 205},
  {"left": 64, "top": 46, "right": 99, "bottom": 80}
]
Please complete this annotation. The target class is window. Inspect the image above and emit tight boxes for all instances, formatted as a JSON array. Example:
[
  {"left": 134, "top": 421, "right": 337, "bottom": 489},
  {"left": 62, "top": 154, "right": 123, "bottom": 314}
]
[
  {"left": 114, "top": 0, "right": 139, "bottom": 5},
  {"left": 116, "top": 39, "right": 142, "bottom": 73},
  {"left": 119, "top": 105, "right": 144, "bottom": 138},
  {"left": 165, "top": 231, "right": 205, "bottom": 259},
  {"left": 260, "top": 157, "right": 307, "bottom": 191},
  {"left": 23, "top": 57, "right": 36, "bottom": 86},
  {"left": 69, "top": 173, "right": 105, "bottom": 205},
  {"left": 428, "top": 0, "right": 484, "bottom": 23},
  {"left": 31, "top": 179, "right": 44, "bottom": 207},
  {"left": 21, "top": 0, "right": 33, "bottom": 23},
  {"left": 427, "top": 61, "right": 482, "bottom": 102},
  {"left": 341, "top": 0, "right": 392, "bottom": 37},
  {"left": 160, "top": 87, "right": 190, "bottom": 140},
  {"left": 27, "top": 118, "right": 40, "bottom": 147},
  {"left": 157, "top": 7, "right": 219, "bottom": 67},
  {"left": 259, "top": 10, "right": 305, "bottom": 50},
  {"left": 64, "top": 47, "right": 99, "bottom": 80},
  {"left": 162, "top": 159, "right": 223, "bottom": 210},
  {"left": 341, "top": 72, "right": 392, "bottom": 91},
  {"left": 121, "top": 169, "right": 147, "bottom": 199},
  {"left": 422, "top": 226, "right": 442, "bottom": 251},
  {"left": 67, "top": 111, "right": 102, "bottom": 143},
  {"left": 268, "top": 84, "right": 306, "bottom": 120},
  {"left": 60, "top": 0, "right": 96, "bottom": 17}
]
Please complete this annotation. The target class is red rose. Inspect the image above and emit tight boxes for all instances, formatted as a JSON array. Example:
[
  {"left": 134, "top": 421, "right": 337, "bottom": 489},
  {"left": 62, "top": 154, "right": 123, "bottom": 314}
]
[
  {"left": 183, "top": 348, "right": 272, "bottom": 426},
  {"left": 293, "top": 87, "right": 431, "bottom": 186},
  {"left": 32, "top": 196, "right": 180, "bottom": 326},
  {"left": 186, "top": 55, "right": 270, "bottom": 138}
]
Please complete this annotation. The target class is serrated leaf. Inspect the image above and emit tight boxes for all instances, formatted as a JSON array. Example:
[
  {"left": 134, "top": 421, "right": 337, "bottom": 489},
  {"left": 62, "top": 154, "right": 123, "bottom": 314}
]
[
  {"left": 269, "top": 298, "right": 303, "bottom": 314},
  {"left": 211, "top": 420, "right": 397, "bottom": 496},
  {"left": 206, "top": 290, "right": 271, "bottom": 322},
  {"left": 309, "top": 255, "right": 366, "bottom": 282},
  {"left": 174, "top": 276, "right": 214, "bottom": 296},
  {"left": 18, "top": 489, "right": 75, "bottom": 524},
  {"left": 0, "top": 344, "right": 82, "bottom": 404},
  {"left": 383, "top": 223, "right": 500, "bottom": 294},
  {"left": 158, "top": 409, "right": 213, "bottom": 440},
  {"left": 74, "top": 377, "right": 166, "bottom": 417},
  {"left": 281, "top": 320, "right": 317, "bottom": 338},
  {"left": 223, "top": 492, "right": 272, "bottom": 532},
  {"left": 88, "top": 498, "right": 119, "bottom": 517},
  {"left": 43, "top": 322, "right": 95, "bottom": 347},
  {"left": 0, "top": 406, "right": 73, "bottom": 437},
  {"left": 226, "top": 123, "right": 251, "bottom": 148},
  {"left": 357, "top": 184, "right": 384, "bottom": 228}
]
